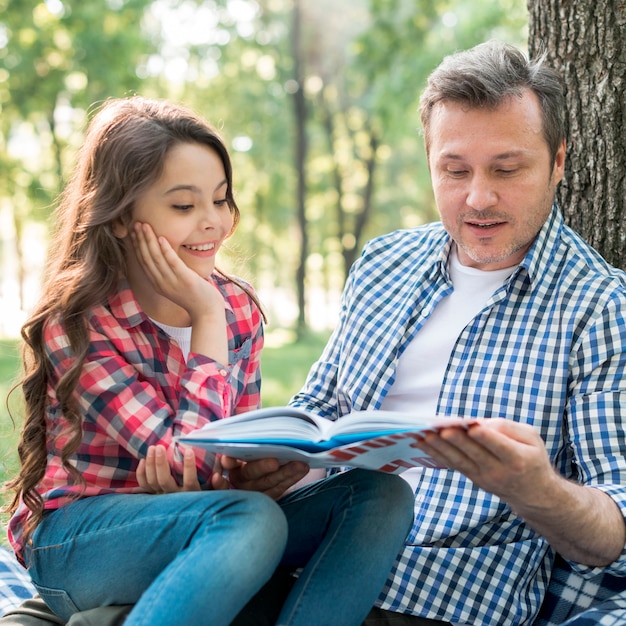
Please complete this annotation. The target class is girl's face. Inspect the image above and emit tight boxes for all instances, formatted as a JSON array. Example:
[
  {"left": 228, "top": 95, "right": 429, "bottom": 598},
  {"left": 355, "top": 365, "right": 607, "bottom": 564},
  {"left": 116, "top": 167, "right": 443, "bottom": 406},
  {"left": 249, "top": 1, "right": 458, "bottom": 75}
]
[{"left": 119, "top": 142, "right": 234, "bottom": 279}]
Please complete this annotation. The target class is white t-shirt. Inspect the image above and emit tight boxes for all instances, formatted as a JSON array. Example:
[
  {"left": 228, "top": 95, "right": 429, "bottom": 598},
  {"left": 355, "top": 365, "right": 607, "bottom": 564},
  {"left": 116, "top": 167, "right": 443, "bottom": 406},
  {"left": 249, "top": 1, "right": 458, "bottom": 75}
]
[
  {"left": 150, "top": 319, "right": 192, "bottom": 362},
  {"left": 381, "top": 246, "right": 515, "bottom": 491}
]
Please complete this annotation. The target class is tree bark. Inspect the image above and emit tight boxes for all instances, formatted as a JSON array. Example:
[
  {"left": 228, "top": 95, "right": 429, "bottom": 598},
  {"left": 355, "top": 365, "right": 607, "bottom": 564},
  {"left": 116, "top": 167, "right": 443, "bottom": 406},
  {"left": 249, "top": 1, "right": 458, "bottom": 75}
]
[
  {"left": 528, "top": 0, "right": 626, "bottom": 268},
  {"left": 291, "top": 0, "right": 309, "bottom": 335}
]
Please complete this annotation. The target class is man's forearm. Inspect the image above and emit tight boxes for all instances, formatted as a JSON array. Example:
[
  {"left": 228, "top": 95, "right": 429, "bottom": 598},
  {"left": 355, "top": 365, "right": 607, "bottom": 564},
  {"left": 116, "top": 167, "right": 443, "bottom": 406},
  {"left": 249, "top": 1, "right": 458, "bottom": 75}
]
[{"left": 514, "top": 475, "right": 626, "bottom": 566}]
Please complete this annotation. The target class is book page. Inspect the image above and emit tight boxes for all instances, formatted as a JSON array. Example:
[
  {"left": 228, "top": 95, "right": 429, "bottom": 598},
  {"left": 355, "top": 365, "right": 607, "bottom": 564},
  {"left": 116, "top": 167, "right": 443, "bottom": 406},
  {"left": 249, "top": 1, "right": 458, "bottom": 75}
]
[{"left": 181, "top": 406, "right": 336, "bottom": 443}]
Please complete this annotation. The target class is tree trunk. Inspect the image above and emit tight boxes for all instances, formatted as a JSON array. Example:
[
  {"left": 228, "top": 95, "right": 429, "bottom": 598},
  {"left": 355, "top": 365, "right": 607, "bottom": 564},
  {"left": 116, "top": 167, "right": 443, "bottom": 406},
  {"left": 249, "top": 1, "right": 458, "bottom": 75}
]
[
  {"left": 346, "top": 129, "right": 379, "bottom": 278},
  {"left": 291, "top": 0, "right": 309, "bottom": 335},
  {"left": 528, "top": 0, "right": 626, "bottom": 268}
]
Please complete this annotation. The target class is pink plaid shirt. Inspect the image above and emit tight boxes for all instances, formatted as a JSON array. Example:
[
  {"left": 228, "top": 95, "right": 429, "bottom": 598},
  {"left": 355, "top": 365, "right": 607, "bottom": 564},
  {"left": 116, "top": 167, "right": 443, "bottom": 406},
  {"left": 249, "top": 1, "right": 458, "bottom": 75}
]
[{"left": 9, "top": 275, "right": 263, "bottom": 560}]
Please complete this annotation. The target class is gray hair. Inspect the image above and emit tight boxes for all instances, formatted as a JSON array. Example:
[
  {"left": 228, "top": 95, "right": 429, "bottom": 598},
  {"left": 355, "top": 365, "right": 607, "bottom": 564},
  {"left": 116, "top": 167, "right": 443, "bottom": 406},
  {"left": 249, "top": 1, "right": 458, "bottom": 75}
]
[{"left": 419, "top": 41, "right": 565, "bottom": 163}]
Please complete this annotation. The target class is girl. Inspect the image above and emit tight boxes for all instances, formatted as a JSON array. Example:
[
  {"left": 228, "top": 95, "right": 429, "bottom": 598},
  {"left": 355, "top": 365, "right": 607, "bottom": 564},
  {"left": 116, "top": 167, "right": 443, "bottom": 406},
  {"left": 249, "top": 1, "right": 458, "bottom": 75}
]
[{"left": 6, "top": 96, "right": 413, "bottom": 626}]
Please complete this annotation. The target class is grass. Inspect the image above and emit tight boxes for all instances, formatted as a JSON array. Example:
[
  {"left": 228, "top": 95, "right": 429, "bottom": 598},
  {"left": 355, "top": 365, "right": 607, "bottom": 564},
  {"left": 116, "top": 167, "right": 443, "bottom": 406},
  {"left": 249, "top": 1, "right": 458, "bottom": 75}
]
[
  {"left": 0, "top": 329, "right": 330, "bottom": 540},
  {"left": 260, "top": 328, "right": 330, "bottom": 407},
  {"left": 1, "top": 339, "right": 24, "bottom": 542},
  {"left": 0, "top": 340, "right": 22, "bottom": 488}
]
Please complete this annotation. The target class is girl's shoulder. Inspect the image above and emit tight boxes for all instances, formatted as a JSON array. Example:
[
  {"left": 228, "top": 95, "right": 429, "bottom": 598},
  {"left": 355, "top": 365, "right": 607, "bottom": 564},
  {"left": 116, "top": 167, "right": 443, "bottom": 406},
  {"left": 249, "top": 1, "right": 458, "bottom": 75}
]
[
  {"left": 212, "top": 270, "right": 254, "bottom": 292},
  {"left": 213, "top": 271, "right": 264, "bottom": 324}
]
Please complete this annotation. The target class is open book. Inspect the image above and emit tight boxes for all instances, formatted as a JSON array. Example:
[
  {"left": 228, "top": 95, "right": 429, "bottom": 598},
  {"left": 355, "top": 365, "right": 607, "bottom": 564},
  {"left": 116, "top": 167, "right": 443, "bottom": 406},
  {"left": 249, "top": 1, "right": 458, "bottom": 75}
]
[{"left": 178, "top": 407, "right": 475, "bottom": 473}]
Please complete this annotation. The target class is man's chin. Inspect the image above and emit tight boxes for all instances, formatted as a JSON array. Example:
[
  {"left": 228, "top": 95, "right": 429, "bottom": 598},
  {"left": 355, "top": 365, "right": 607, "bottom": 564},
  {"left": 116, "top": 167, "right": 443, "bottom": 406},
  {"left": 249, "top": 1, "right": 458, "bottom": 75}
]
[{"left": 456, "top": 243, "right": 521, "bottom": 271}]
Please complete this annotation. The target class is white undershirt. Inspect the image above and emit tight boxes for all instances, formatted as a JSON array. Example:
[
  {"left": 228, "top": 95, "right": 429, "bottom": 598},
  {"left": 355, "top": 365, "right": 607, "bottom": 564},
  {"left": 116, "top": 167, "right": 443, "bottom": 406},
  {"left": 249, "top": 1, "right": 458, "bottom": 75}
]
[
  {"left": 381, "top": 246, "right": 515, "bottom": 490},
  {"left": 150, "top": 319, "right": 192, "bottom": 362}
]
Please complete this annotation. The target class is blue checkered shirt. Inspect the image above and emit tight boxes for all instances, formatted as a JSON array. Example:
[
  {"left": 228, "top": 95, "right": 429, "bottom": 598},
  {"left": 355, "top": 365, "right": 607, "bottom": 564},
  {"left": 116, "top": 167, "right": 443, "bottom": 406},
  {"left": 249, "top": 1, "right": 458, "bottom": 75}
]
[{"left": 291, "top": 205, "right": 626, "bottom": 625}]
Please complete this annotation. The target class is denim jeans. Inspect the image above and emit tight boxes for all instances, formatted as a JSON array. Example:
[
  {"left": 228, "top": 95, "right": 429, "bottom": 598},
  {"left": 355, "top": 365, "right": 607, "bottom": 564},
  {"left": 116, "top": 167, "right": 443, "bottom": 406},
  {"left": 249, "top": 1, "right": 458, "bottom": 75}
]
[{"left": 24, "top": 469, "right": 413, "bottom": 626}]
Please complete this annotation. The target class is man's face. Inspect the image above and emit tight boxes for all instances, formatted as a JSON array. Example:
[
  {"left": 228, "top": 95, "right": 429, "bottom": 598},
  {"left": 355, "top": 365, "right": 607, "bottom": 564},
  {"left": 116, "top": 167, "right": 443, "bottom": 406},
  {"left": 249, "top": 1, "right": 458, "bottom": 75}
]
[{"left": 427, "top": 90, "right": 565, "bottom": 271}]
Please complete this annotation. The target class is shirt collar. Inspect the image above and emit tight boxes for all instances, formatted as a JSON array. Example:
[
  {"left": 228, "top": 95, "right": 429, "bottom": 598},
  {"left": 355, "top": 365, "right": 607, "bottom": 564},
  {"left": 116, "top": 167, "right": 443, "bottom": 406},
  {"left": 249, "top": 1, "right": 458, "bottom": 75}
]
[
  {"left": 437, "top": 236, "right": 455, "bottom": 285},
  {"left": 107, "top": 279, "right": 146, "bottom": 329},
  {"left": 516, "top": 203, "right": 563, "bottom": 287}
]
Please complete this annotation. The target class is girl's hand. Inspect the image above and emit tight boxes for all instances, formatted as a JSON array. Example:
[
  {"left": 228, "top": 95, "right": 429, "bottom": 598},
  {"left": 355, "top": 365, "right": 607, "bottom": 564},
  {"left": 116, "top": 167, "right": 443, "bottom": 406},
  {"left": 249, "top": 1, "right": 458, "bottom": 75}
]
[
  {"left": 131, "top": 222, "right": 225, "bottom": 320},
  {"left": 132, "top": 222, "right": 229, "bottom": 363},
  {"left": 137, "top": 445, "right": 202, "bottom": 493}
]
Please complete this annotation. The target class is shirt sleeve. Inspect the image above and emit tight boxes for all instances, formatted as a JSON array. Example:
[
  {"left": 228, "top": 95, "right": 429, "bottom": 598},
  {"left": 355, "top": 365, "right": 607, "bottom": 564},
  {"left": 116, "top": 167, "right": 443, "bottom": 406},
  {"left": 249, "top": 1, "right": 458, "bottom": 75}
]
[{"left": 565, "top": 290, "right": 626, "bottom": 576}]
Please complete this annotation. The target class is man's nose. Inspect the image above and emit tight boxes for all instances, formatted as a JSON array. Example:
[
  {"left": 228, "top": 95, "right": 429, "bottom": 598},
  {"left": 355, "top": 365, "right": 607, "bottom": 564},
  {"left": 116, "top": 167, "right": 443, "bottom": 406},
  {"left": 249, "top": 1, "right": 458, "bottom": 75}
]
[{"left": 466, "top": 174, "right": 497, "bottom": 210}]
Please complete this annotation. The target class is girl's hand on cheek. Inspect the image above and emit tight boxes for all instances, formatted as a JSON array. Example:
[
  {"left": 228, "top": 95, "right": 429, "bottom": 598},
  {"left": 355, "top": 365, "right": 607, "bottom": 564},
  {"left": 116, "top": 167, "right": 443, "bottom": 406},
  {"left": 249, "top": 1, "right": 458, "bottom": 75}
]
[{"left": 132, "top": 222, "right": 224, "bottom": 318}]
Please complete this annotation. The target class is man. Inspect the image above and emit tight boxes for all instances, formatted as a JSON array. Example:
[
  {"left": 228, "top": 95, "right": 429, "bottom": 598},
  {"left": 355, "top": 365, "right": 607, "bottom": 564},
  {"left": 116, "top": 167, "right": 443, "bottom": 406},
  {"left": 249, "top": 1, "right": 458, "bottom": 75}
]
[{"left": 270, "top": 41, "right": 626, "bottom": 624}]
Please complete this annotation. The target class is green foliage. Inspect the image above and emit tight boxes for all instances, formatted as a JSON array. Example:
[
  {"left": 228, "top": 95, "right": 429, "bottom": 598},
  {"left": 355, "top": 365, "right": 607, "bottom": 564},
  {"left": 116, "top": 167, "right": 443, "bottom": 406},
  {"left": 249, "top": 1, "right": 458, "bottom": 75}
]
[
  {"left": 0, "top": 0, "right": 157, "bottom": 182},
  {"left": 0, "top": 339, "right": 22, "bottom": 535},
  {"left": 0, "top": 339, "right": 21, "bottom": 386}
]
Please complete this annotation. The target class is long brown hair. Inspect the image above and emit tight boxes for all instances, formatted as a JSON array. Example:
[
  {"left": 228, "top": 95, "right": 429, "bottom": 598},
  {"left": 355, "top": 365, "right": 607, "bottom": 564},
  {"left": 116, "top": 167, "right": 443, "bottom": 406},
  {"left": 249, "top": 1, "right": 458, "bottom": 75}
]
[{"left": 6, "top": 96, "right": 260, "bottom": 536}]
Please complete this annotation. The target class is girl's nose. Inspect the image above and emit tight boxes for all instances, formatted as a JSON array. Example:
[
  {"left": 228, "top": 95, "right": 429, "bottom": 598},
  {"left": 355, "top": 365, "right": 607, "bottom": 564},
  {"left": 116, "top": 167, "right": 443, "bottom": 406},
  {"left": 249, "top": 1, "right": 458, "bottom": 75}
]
[{"left": 199, "top": 205, "right": 218, "bottom": 229}]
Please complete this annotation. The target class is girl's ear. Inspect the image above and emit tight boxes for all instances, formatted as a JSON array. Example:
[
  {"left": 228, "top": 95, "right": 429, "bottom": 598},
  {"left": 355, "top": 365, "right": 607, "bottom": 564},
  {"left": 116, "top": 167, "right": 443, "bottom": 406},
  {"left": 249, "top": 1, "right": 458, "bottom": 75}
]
[{"left": 112, "top": 219, "right": 130, "bottom": 238}]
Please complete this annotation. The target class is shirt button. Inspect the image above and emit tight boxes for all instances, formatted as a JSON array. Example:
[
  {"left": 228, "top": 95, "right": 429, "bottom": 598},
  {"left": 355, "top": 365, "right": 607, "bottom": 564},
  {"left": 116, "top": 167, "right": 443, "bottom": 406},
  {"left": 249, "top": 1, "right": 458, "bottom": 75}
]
[{"left": 219, "top": 369, "right": 228, "bottom": 377}]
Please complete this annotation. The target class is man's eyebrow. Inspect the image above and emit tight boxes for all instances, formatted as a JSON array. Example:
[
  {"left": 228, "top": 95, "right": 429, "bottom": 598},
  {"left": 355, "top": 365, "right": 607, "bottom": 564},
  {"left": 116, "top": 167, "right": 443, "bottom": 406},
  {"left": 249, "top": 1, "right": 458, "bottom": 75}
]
[
  {"left": 438, "top": 150, "right": 529, "bottom": 161},
  {"left": 439, "top": 153, "right": 464, "bottom": 160},
  {"left": 492, "top": 151, "right": 528, "bottom": 160}
]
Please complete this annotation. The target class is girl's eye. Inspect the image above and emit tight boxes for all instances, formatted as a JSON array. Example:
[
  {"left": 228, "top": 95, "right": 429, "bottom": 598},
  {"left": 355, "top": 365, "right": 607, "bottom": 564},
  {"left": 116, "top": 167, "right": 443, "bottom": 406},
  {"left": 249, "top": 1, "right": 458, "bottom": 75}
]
[
  {"left": 173, "top": 204, "right": 193, "bottom": 212},
  {"left": 214, "top": 198, "right": 228, "bottom": 207}
]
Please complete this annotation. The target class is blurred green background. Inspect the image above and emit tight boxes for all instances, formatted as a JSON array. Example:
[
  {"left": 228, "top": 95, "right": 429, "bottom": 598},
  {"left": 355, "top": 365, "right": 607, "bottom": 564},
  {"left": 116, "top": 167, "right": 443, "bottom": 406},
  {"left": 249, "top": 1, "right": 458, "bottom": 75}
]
[{"left": 0, "top": 0, "right": 528, "bottom": 339}]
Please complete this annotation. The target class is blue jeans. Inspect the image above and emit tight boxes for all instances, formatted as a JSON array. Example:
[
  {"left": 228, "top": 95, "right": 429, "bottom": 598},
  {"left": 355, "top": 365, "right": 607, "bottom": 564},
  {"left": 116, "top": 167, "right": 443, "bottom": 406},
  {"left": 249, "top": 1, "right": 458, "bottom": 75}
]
[{"left": 24, "top": 470, "right": 413, "bottom": 626}]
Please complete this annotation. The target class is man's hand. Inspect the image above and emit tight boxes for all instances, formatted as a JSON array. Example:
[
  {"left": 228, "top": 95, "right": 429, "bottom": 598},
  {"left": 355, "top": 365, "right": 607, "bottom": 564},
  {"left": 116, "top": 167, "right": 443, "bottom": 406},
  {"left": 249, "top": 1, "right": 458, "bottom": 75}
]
[
  {"left": 413, "top": 418, "right": 552, "bottom": 503},
  {"left": 413, "top": 418, "right": 626, "bottom": 566},
  {"left": 220, "top": 455, "right": 310, "bottom": 500}
]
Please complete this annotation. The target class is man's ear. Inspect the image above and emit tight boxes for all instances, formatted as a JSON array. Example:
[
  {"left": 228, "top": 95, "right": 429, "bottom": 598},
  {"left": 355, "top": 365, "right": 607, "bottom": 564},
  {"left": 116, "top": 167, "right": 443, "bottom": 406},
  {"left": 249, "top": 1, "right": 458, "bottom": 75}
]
[{"left": 553, "top": 139, "right": 566, "bottom": 184}]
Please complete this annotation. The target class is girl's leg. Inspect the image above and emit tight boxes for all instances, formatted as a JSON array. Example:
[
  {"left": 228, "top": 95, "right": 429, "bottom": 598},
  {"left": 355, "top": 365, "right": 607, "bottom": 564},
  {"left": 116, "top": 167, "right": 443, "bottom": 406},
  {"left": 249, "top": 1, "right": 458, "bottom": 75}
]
[
  {"left": 25, "top": 490, "right": 288, "bottom": 626},
  {"left": 276, "top": 469, "right": 414, "bottom": 626}
]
